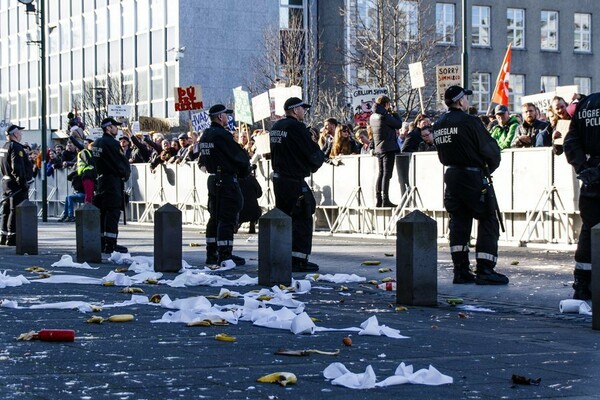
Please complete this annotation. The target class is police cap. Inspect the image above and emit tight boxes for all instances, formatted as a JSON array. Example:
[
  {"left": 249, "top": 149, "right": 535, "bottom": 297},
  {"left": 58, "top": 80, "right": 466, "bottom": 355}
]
[
  {"left": 101, "top": 117, "right": 122, "bottom": 128},
  {"left": 208, "top": 104, "right": 233, "bottom": 117},
  {"left": 444, "top": 86, "right": 473, "bottom": 103},
  {"left": 284, "top": 97, "right": 311, "bottom": 111},
  {"left": 6, "top": 124, "right": 25, "bottom": 136}
]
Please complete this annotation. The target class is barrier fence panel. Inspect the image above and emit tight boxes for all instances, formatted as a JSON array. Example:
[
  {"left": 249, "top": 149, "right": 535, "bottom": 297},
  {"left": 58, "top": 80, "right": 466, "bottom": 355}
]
[{"left": 27, "top": 148, "right": 582, "bottom": 244}]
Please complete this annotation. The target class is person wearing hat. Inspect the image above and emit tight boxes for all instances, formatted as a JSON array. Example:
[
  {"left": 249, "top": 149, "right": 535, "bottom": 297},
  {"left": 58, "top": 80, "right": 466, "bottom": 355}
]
[
  {"left": 564, "top": 91, "right": 600, "bottom": 300},
  {"left": 489, "top": 104, "right": 519, "bottom": 150},
  {"left": 0, "top": 125, "right": 33, "bottom": 246},
  {"left": 433, "top": 85, "right": 508, "bottom": 285},
  {"left": 270, "top": 97, "right": 325, "bottom": 272},
  {"left": 198, "top": 104, "right": 250, "bottom": 267},
  {"left": 92, "top": 117, "right": 131, "bottom": 254}
]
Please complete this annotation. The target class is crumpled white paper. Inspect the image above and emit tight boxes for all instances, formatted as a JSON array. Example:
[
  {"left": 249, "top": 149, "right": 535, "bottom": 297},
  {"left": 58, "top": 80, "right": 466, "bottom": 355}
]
[
  {"left": 164, "top": 270, "right": 257, "bottom": 287},
  {"left": 323, "top": 362, "right": 453, "bottom": 389},
  {"left": 51, "top": 255, "right": 97, "bottom": 269},
  {"left": 0, "top": 299, "right": 19, "bottom": 308},
  {"left": 559, "top": 299, "right": 592, "bottom": 315},
  {"left": 0, "top": 271, "right": 30, "bottom": 288},
  {"left": 357, "top": 316, "right": 409, "bottom": 338},
  {"left": 33, "top": 274, "right": 102, "bottom": 285},
  {"left": 306, "top": 273, "right": 366, "bottom": 283},
  {"left": 457, "top": 305, "right": 495, "bottom": 313}
]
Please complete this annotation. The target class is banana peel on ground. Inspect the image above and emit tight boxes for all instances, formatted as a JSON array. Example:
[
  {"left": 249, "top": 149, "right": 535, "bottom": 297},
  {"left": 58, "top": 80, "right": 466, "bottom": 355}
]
[
  {"left": 187, "top": 319, "right": 229, "bottom": 327},
  {"left": 257, "top": 372, "right": 298, "bottom": 387},
  {"left": 214, "top": 333, "right": 236, "bottom": 342},
  {"left": 275, "top": 348, "right": 340, "bottom": 357},
  {"left": 120, "top": 287, "right": 144, "bottom": 294},
  {"left": 361, "top": 260, "right": 381, "bottom": 266}
]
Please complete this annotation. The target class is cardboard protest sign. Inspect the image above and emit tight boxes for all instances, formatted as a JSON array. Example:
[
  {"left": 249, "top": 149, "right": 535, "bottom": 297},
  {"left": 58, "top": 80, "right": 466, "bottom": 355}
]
[
  {"left": 233, "top": 87, "right": 254, "bottom": 124},
  {"left": 408, "top": 62, "right": 425, "bottom": 89},
  {"left": 555, "top": 85, "right": 579, "bottom": 102},
  {"left": 174, "top": 85, "right": 203, "bottom": 111},
  {"left": 139, "top": 116, "right": 172, "bottom": 133},
  {"left": 108, "top": 105, "right": 132, "bottom": 118},
  {"left": 520, "top": 92, "right": 556, "bottom": 113},
  {"left": 252, "top": 92, "right": 271, "bottom": 122},
  {"left": 436, "top": 65, "right": 461, "bottom": 108},
  {"left": 191, "top": 111, "right": 211, "bottom": 132},
  {"left": 254, "top": 133, "right": 271, "bottom": 155},
  {"left": 350, "top": 86, "right": 388, "bottom": 126}
]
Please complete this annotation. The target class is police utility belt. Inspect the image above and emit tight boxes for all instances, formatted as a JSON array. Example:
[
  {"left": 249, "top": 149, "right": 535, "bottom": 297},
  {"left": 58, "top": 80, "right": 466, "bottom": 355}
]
[
  {"left": 210, "top": 171, "right": 238, "bottom": 183},
  {"left": 447, "top": 165, "right": 482, "bottom": 173},
  {"left": 272, "top": 172, "right": 303, "bottom": 182}
]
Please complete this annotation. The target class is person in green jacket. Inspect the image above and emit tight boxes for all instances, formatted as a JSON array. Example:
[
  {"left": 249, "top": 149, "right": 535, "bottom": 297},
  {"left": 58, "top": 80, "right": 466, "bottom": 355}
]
[{"left": 490, "top": 105, "right": 519, "bottom": 150}]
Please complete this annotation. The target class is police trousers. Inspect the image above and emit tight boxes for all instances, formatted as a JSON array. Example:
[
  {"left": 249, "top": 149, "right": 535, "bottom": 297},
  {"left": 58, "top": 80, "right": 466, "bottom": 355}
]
[
  {"left": 273, "top": 175, "right": 316, "bottom": 260},
  {"left": 0, "top": 182, "right": 28, "bottom": 239},
  {"left": 93, "top": 175, "right": 123, "bottom": 244},
  {"left": 574, "top": 189, "right": 600, "bottom": 272},
  {"left": 206, "top": 175, "right": 243, "bottom": 257},
  {"left": 443, "top": 168, "right": 499, "bottom": 268}
]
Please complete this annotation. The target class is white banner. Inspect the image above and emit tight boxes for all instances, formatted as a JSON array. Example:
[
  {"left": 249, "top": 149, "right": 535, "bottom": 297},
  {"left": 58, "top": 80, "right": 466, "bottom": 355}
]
[
  {"left": 108, "top": 105, "right": 132, "bottom": 118},
  {"left": 408, "top": 62, "right": 425, "bottom": 89},
  {"left": 251, "top": 92, "right": 271, "bottom": 122}
]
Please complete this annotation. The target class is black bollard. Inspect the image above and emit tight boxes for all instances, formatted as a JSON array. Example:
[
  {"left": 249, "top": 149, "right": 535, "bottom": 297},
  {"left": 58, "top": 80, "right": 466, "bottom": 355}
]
[
  {"left": 154, "top": 203, "right": 182, "bottom": 273},
  {"left": 15, "top": 200, "right": 38, "bottom": 255},
  {"left": 76, "top": 203, "right": 101, "bottom": 263},
  {"left": 258, "top": 208, "right": 292, "bottom": 286},
  {"left": 592, "top": 223, "right": 600, "bottom": 330},
  {"left": 396, "top": 210, "right": 437, "bottom": 306}
]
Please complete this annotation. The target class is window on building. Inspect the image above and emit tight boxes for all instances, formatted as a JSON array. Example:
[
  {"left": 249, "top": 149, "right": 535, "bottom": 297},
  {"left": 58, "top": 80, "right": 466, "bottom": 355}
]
[
  {"left": 436, "top": 3, "right": 455, "bottom": 45},
  {"left": 470, "top": 72, "right": 491, "bottom": 112},
  {"left": 137, "top": 0, "right": 150, "bottom": 33},
  {"left": 509, "top": 74, "right": 525, "bottom": 111},
  {"left": 574, "top": 77, "right": 591, "bottom": 95},
  {"left": 355, "top": 0, "right": 377, "bottom": 40},
  {"left": 541, "top": 11, "right": 558, "bottom": 51},
  {"left": 356, "top": 66, "right": 377, "bottom": 87},
  {"left": 574, "top": 13, "right": 591, "bottom": 53},
  {"left": 471, "top": 6, "right": 490, "bottom": 47},
  {"left": 507, "top": 8, "right": 524, "bottom": 48},
  {"left": 122, "top": 0, "right": 135, "bottom": 37},
  {"left": 540, "top": 75, "right": 558, "bottom": 93},
  {"left": 151, "top": 65, "right": 163, "bottom": 99},
  {"left": 279, "top": 0, "right": 305, "bottom": 71},
  {"left": 398, "top": 1, "right": 418, "bottom": 41}
]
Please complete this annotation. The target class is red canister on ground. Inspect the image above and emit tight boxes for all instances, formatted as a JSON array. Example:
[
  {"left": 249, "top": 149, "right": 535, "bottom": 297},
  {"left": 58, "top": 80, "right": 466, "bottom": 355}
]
[{"left": 36, "top": 329, "right": 75, "bottom": 342}]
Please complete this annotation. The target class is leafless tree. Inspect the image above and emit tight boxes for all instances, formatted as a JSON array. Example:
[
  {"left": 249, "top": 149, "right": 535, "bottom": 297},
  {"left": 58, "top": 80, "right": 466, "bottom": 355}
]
[
  {"left": 342, "top": 0, "right": 456, "bottom": 118},
  {"left": 71, "top": 73, "right": 134, "bottom": 128}
]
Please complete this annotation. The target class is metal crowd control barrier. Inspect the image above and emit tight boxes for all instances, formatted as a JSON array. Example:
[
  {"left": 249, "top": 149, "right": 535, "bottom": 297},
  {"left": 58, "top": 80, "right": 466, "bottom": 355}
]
[{"left": 28, "top": 148, "right": 581, "bottom": 244}]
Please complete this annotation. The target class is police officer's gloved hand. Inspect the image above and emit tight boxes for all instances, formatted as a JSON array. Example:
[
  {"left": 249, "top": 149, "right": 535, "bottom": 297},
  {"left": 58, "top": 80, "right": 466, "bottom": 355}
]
[{"left": 577, "top": 167, "right": 600, "bottom": 188}]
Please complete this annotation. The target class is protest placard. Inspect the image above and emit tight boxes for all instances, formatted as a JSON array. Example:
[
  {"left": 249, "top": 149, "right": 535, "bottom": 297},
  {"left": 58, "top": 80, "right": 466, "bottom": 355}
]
[
  {"left": 520, "top": 92, "right": 556, "bottom": 113},
  {"left": 350, "top": 86, "right": 388, "bottom": 126},
  {"left": 233, "top": 87, "right": 253, "bottom": 124},
  {"left": 108, "top": 105, "right": 132, "bottom": 118},
  {"left": 174, "top": 85, "right": 203, "bottom": 111},
  {"left": 252, "top": 92, "right": 271, "bottom": 122},
  {"left": 191, "top": 111, "right": 211, "bottom": 132},
  {"left": 436, "top": 65, "right": 461, "bottom": 108},
  {"left": 139, "top": 116, "right": 172, "bottom": 133}
]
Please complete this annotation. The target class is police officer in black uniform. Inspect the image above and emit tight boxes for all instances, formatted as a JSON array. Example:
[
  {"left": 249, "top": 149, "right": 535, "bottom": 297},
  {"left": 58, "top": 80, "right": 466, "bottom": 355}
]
[
  {"left": 0, "top": 125, "right": 32, "bottom": 246},
  {"left": 564, "top": 92, "right": 600, "bottom": 300},
  {"left": 433, "top": 86, "right": 509, "bottom": 285},
  {"left": 270, "top": 97, "right": 325, "bottom": 272},
  {"left": 198, "top": 104, "right": 250, "bottom": 267},
  {"left": 93, "top": 117, "right": 131, "bottom": 254}
]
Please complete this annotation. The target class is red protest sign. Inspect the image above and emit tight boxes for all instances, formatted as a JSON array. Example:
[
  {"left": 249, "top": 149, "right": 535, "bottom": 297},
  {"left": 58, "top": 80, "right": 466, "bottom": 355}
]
[{"left": 174, "top": 85, "right": 203, "bottom": 111}]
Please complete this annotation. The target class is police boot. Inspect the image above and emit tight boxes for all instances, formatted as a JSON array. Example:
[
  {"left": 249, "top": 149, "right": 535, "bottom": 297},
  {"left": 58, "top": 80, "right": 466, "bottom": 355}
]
[
  {"left": 103, "top": 238, "right": 128, "bottom": 254},
  {"left": 573, "top": 269, "right": 592, "bottom": 300},
  {"left": 475, "top": 265, "right": 509, "bottom": 285},
  {"left": 453, "top": 263, "right": 475, "bottom": 284},
  {"left": 5, "top": 235, "right": 15, "bottom": 247},
  {"left": 381, "top": 194, "right": 396, "bottom": 208},
  {"left": 0, "top": 234, "right": 7, "bottom": 246},
  {"left": 292, "top": 256, "right": 319, "bottom": 272},
  {"left": 205, "top": 243, "right": 218, "bottom": 265},
  {"left": 376, "top": 193, "right": 383, "bottom": 208}
]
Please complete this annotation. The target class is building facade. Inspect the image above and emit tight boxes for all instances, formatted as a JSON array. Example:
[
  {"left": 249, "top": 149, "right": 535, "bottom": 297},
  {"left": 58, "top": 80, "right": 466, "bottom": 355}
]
[{"left": 1, "top": 0, "right": 599, "bottom": 134}]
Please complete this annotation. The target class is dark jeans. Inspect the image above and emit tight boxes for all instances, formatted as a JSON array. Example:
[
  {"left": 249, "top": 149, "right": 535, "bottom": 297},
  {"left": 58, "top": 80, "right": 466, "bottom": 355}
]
[
  {"left": 376, "top": 151, "right": 397, "bottom": 195},
  {"left": 206, "top": 175, "right": 243, "bottom": 258}
]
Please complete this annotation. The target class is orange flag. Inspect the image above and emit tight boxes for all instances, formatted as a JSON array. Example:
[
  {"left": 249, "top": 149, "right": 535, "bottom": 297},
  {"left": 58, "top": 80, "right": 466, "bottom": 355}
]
[{"left": 491, "top": 43, "right": 512, "bottom": 106}]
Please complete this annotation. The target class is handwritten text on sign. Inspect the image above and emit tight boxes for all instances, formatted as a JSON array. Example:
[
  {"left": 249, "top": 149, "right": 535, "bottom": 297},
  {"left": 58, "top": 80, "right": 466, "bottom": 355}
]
[{"left": 175, "top": 85, "right": 203, "bottom": 111}]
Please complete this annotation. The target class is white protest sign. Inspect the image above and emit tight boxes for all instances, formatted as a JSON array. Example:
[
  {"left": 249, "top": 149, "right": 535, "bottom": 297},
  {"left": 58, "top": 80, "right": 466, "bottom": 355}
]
[
  {"left": 108, "top": 105, "right": 132, "bottom": 118},
  {"left": 520, "top": 92, "right": 556, "bottom": 113},
  {"left": 269, "top": 87, "right": 289, "bottom": 117},
  {"left": 191, "top": 111, "right": 211, "bottom": 132},
  {"left": 436, "top": 65, "right": 461, "bottom": 108},
  {"left": 87, "top": 127, "right": 103, "bottom": 140},
  {"left": 350, "top": 86, "right": 388, "bottom": 126},
  {"left": 555, "top": 85, "right": 579, "bottom": 102},
  {"left": 251, "top": 92, "right": 271, "bottom": 122},
  {"left": 233, "top": 87, "right": 253, "bottom": 124},
  {"left": 254, "top": 133, "right": 271, "bottom": 155},
  {"left": 131, "top": 121, "right": 140, "bottom": 134},
  {"left": 408, "top": 62, "right": 425, "bottom": 89}
]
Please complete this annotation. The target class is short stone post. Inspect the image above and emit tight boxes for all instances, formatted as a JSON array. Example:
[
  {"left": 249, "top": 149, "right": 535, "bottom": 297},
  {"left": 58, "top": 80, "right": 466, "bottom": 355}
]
[
  {"left": 15, "top": 200, "right": 38, "bottom": 255},
  {"left": 76, "top": 204, "right": 101, "bottom": 263},
  {"left": 396, "top": 210, "right": 437, "bottom": 306},
  {"left": 258, "top": 208, "right": 292, "bottom": 286},
  {"left": 592, "top": 223, "right": 600, "bottom": 330},
  {"left": 154, "top": 203, "right": 182, "bottom": 273}
]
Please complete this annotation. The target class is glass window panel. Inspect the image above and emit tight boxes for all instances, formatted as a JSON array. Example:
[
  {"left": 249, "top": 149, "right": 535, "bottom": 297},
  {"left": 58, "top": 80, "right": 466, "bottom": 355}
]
[
  {"left": 72, "top": 0, "right": 82, "bottom": 15},
  {"left": 137, "top": 102, "right": 149, "bottom": 118},
  {"left": 151, "top": 101, "right": 164, "bottom": 117},
  {"left": 507, "top": 8, "right": 525, "bottom": 48},
  {"left": 19, "top": 63, "right": 27, "bottom": 88},
  {"left": 83, "top": 12, "right": 95, "bottom": 44},
  {"left": 97, "top": 43, "right": 108, "bottom": 74},
  {"left": 436, "top": 3, "right": 455, "bottom": 45},
  {"left": 84, "top": 47, "right": 95, "bottom": 76},
  {"left": 166, "top": 63, "right": 176, "bottom": 97},
  {"left": 472, "top": 6, "right": 490, "bottom": 46},
  {"left": 19, "top": 92, "right": 27, "bottom": 119},
  {"left": 28, "top": 89, "right": 38, "bottom": 118},
  {"left": 540, "top": 76, "right": 558, "bottom": 92},
  {"left": 541, "top": 11, "right": 558, "bottom": 50},
  {"left": 61, "top": 83, "right": 70, "bottom": 112},
  {"left": 166, "top": 0, "right": 177, "bottom": 26},
  {"left": 109, "top": 4, "right": 121, "bottom": 40},
  {"left": 60, "top": 21, "right": 70, "bottom": 50},
  {"left": 109, "top": 40, "right": 121, "bottom": 72},
  {"left": 151, "top": 0, "right": 165, "bottom": 29},
  {"left": 137, "top": 0, "right": 150, "bottom": 32},
  {"left": 72, "top": 49, "right": 82, "bottom": 79},
  {"left": 470, "top": 72, "right": 490, "bottom": 112},
  {"left": 29, "top": 62, "right": 39, "bottom": 86},
  {"left": 61, "top": 53, "right": 71, "bottom": 81},
  {"left": 123, "top": 0, "right": 135, "bottom": 37},
  {"left": 151, "top": 30, "right": 164, "bottom": 63},
  {"left": 137, "top": 33, "right": 149, "bottom": 66},
  {"left": 398, "top": 1, "right": 418, "bottom": 41},
  {"left": 574, "top": 13, "right": 591, "bottom": 52},
  {"left": 96, "top": 8, "right": 108, "bottom": 43},
  {"left": 123, "top": 37, "right": 134, "bottom": 69},
  {"left": 49, "top": 84, "right": 59, "bottom": 115},
  {"left": 137, "top": 68, "right": 148, "bottom": 101},
  {"left": 49, "top": 55, "right": 59, "bottom": 83},
  {"left": 574, "top": 77, "right": 591, "bottom": 95},
  {"left": 72, "top": 16, "right": 82, "bottom": 49},
  {"left": 151, "top": 65, "right": 163, "bottom": 99},
  {"left": 508, "top": 74, "right": 524, "bottom": 111}
]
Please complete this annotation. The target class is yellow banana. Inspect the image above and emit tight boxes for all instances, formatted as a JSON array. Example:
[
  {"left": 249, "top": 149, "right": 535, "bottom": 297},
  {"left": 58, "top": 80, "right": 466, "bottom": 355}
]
[
  {"left": 102, "top": 281, "right": 115, "bottom": 287},
  {"left": 367, "top": 280, "right": 379, "bottom": 285},
  {"left": 86, "top": 316, "right": 105, "bottom": 324},
  {"left": 120, "top": 287, "right": 144, "bottom": 294},
  {"left": 26, "top": 266, "right": 46, "bottom": 273},
  {"left": 256, "top": 295, "right": 273, "bottom": 301},
  {"left": 187, "top": 320, "right": 211, "bottom": 327},
  {"left": 214, "top": 333, "right": 236, "bottom": 342},
  {"left": 90, "top": 305, "right": 103, "bottom": 312},
  {"left": 361, "top": 260, "right": 381, "bottom": 266},
  {"left": 114, "top": 267, "right": 129, "bottom": 273},
  {"left": 378, "top": 267, "right": 392, "bottom": 273},
  {"left": 382, "top": 277, "right": 394, "bottom": 282},
  {"left": 257, "top": 372, "right": 298, "bottom": 387},
  {"left": 144, "top": 278, "right": 158, "bottom": 285},
  {"left": 107, "top": 314, "right": 134, "bottom": 322}
]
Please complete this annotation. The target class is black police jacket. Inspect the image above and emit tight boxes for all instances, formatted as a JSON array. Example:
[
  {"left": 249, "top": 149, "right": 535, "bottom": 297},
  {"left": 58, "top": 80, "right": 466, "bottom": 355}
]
[
  {"left": 270, "top": 115, "right": 325, "bottom": 179},
  {"left": 198, "top": 122, "right": 250, "bottom": 178},
  {"left": 564, "top": 92, "right": 600, "bottom": 173},
  {"left": 92, "top": 133, "right": 131, "bottom": 181},
  {"left": 433, "top": 107, "right": 501, "bottom": 173},
  {"left": 0, "top": 140, "right": 31, "bottom": 189}
]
